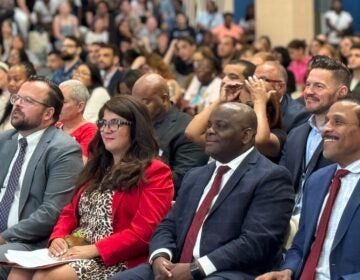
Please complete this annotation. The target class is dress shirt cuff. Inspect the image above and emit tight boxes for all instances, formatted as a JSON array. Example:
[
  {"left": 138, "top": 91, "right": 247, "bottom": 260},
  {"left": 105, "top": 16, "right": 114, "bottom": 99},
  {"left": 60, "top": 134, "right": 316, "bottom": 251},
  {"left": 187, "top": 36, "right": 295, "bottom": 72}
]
[
  {"left": 149, "top": 248, "right": 173, "bottom": 264},
  {"left": 197, "top": 255, "right": 217, "bottom": 276}
]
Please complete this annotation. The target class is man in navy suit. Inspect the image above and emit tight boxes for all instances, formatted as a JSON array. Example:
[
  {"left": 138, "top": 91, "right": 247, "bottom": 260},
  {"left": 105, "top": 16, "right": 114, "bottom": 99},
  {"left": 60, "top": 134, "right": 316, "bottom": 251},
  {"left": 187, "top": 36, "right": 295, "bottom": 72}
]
[
  {"left": 112, "top": 102, "right": 294, "bottom": 279},
  {"left": 279, "top": 56, "right": 350, "bottom": 217},
  {"left": 257, "top": 97, "right": 360, "bottom": 280}
]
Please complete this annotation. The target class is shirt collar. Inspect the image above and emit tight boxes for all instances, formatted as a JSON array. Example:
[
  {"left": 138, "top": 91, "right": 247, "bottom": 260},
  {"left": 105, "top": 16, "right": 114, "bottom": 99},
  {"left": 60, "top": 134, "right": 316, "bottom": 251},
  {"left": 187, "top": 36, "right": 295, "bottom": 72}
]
[
  {"left": 308, "top": 114, "right": 326, "bottom": 131},
  {"left": 338, "top": 159, "right": 360, "bottom": 174},
  {"left": 18, "top": 128, "right": 46, "bottom": 149},
  {"left": 215, "top": 147, "right": 254, "bottom": 171}
]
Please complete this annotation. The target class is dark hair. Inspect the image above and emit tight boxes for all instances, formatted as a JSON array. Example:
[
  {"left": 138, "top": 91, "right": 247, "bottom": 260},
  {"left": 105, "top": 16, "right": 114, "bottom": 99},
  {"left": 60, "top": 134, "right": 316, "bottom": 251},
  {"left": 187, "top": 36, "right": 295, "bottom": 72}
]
[
  {"left": 177, "top": 36, "right": 196, "bottom": 46},
  {"left": 77, "top": 95, "right": 159, "bottom": 192},
  {"left": 351, "top": 42, "right": 360, "bottom": 50},
  {"left": 99, "top": 43, "right": 120, "bottom": 58},
  {"left": 228, "top": 59, "right": 256, "bottom": 78},
  {"left": 79, "top": 63, "right": 103, "bottom": 90},
  {"left": 118, "top": 69, "right": 142, "bottom": 94},
  {"left": 0, "top": 62, "right": 37, "bottom": 126},
  {"left": 309, "top": 55, "right": 351, "bottom": 89},
  {"left": 196, "top": 46, "right": 221, "bottom": 74},
  {"left": 65, "top": 35, "right": 82, "bottom": 48},
  {"left": 273, "top": 46, "right": 291, "bottom": 68},
  {"left": 28, "top": 75, "right": 64, "bottom": 122},
  {"left": 288, "top": 39, "right": 307, "bottom": 50},
  {"left": 48, "top": 50, "right": 62, "bottom": 57}
]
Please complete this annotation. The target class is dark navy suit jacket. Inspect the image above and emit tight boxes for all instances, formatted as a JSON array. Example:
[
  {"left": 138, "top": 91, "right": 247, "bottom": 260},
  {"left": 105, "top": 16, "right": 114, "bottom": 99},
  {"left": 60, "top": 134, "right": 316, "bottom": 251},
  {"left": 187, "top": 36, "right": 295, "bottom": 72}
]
[
  {"left": 281, "top": 94, "right": 309, "bottom": 133},
  {"left": 282, "top": 164, "right": 360, "bottom": 280},
  {"left": 150, "top": 149, "right": 294, "bottom": 278},
  {"left": 279, "top": 122, "right": 333, "bottom": 193}
]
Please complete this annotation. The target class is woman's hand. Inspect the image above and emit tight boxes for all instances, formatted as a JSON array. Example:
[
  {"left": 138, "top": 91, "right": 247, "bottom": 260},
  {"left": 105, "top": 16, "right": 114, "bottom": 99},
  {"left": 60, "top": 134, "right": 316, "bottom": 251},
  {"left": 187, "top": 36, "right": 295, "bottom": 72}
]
[
  {"left": 48, "top": 238, "right": 69, "bottom": 258},
  {"left": 61, "top": 245, "right": 99, "bottom": 260},
  {"left": 245, "top": 76, "right": 275, "bottom": 105}
]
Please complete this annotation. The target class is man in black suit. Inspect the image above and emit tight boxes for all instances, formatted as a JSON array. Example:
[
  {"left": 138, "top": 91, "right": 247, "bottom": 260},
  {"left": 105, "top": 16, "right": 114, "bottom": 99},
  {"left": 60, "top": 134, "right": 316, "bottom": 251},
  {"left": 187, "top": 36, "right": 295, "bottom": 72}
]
[
  {"left": 280, "top": 56, "right": 350, "bottom": 217},
  {"left": 131, "top": 73, "right": 208, "bottom": 194},
  {"left": 97, "top": 44, "right": 122, "bottom": 96},
  {"left": 112, "top": 102, "right": 294, "bottom": 280},
  {"left": 254, "top": 61, "right": 309, "bottom": 133}
]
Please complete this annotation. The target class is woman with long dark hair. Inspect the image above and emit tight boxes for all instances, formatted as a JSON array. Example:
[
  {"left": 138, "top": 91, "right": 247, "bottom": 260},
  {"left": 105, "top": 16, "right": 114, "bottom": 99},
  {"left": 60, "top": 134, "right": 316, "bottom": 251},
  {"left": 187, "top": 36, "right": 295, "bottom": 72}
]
[{"left": 9, "top": 95, "right": 174, "bottom": 280}]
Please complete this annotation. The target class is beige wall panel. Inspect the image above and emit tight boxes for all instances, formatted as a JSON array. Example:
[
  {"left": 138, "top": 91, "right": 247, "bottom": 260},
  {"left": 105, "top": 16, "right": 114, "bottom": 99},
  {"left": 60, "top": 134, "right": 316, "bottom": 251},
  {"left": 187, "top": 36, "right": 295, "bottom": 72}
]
[{"left": 256, "top": 0, "right": 314, "bottom": 47}]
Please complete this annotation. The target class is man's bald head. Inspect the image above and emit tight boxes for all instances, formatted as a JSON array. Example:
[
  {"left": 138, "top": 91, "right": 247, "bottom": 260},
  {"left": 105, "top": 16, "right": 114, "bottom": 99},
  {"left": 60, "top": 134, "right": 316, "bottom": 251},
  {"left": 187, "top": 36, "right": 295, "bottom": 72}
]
[
  {"left": 132, "top": 73, "right": 171, "bottom": 123},
  {"left": 205, "top": 102, "right": 257, "bottom": 163}
]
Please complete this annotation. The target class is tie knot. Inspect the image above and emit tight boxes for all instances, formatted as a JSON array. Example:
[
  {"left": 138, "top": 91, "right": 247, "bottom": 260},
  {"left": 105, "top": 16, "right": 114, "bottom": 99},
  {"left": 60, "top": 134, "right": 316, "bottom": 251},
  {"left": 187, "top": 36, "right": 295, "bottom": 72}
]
[
  {"left": 334, "top": 169, "right": 350, "bottom": 179},
  {"left": 216, "top": 165, "right": 230, "bottom": 176},
  {"left": 19, "top": 138, "right": 27, "bottom": 149}
]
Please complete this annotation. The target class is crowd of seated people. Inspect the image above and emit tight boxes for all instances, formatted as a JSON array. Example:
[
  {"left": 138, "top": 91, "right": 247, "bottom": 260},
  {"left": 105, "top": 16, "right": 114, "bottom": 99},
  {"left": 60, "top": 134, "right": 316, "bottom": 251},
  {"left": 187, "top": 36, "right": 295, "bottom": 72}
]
[{"left": 1, "top": 0, "right": 360, "bottom": 279}]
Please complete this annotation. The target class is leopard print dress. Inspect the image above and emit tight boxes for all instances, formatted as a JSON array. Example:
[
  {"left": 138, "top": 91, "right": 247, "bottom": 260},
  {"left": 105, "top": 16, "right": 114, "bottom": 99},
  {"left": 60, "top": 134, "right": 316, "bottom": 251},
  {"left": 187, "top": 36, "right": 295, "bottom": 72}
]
[{"left": 67, "top": 189, "right": 126, "bottom": 280}]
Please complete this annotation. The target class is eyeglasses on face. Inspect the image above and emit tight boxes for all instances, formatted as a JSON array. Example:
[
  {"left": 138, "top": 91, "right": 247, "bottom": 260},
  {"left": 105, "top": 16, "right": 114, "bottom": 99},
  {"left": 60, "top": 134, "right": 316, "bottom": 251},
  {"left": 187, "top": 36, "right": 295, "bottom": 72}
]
[
  {"left": 96, "top": 119, "right": 132, "bottom": 131},
  {"left": 10, "top": 93, "right": 51, "bottom": 107}
]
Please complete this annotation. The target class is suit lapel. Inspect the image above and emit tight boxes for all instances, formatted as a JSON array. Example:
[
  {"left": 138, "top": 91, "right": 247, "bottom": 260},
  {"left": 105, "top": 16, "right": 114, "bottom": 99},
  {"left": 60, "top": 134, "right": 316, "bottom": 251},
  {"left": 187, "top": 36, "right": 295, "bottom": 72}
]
[
  {"left": 303, "top": 166, "right": 336, "bottom": 249},
  {"left": 294, "top": 124, "right": 311, "bottom": 180},
  {"left": 0, "top": 133, "right": 19, "bottom": 187},
  {"left": 305, "top": 140, "right": 324, "bottom": 176},
  {"left": 332, "top": 179, "right": 360, "bottom": 250},
  {"left": 19, "top": 127, "right": 55, "bottom": 214},
  {"left": 208, "top": 150, "right": 257, "bottom": 216}
]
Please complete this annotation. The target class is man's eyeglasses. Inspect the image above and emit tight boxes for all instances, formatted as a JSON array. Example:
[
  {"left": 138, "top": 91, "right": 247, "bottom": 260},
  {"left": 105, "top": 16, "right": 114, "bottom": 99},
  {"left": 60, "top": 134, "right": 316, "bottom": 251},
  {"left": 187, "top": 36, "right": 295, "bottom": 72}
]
[
  {"left": 10, "top": 94, "right": 51, "bottom": 107},
  {"left": 257, "top": 77, "right": 284, "bottom": 84},
  {"left": 96, "top": 119, "right": 132, "bottom": 131}
]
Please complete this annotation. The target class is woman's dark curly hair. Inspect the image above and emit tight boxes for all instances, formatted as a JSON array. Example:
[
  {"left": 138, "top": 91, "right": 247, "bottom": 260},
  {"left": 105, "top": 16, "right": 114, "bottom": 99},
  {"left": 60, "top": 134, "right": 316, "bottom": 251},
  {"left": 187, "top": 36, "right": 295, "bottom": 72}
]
[{"left": 76, "top": 95, "right": 159, "bottom": 192}]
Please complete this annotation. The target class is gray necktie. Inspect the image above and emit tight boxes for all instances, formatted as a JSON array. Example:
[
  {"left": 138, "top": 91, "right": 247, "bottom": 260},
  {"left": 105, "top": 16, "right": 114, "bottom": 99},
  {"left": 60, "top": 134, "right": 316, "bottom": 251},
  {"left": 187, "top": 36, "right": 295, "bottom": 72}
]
[{"left": 0, "top": 138, "right": 28, "bottom": 232}]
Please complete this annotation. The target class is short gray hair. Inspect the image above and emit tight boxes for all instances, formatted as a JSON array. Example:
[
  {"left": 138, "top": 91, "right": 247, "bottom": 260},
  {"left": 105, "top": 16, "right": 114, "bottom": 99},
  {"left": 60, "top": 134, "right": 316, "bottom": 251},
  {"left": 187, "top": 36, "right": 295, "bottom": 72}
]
[{"left": 59, "top": 80, "right": 90, "bottom": 103}]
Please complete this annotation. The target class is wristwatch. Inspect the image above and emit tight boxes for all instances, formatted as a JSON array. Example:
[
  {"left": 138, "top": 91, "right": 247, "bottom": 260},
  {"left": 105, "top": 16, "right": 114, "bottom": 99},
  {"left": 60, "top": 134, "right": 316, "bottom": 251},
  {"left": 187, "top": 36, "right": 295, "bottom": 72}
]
[{"left": 190, "top": 261, "right": 205, "bottom": 280}]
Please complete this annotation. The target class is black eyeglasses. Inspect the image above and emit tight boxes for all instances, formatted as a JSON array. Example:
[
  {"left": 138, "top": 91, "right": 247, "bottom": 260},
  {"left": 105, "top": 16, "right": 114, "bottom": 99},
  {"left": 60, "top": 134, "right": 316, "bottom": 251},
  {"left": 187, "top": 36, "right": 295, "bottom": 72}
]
[
  {"left": 96, "top": 119, "right": 132, "bottom": 131},
  {"left": 10, "top": 93, "right": 51, "bottom": 107}
]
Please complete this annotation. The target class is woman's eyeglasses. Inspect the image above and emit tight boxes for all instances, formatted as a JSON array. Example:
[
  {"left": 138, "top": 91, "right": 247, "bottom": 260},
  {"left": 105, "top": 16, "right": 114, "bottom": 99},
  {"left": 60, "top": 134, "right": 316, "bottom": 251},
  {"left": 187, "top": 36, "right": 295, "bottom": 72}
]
[{"left": 96, "top": 119, "right": 132, "bottom": 131}]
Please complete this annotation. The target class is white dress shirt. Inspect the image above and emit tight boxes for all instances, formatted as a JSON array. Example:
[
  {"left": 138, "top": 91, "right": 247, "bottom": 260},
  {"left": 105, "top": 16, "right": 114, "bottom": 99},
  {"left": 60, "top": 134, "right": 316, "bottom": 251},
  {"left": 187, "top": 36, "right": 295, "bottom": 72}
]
[
  {"left": 150, "top": 147, "right": 254, "bottom": 276},
  {"left": 0, "top": 129, "right": 45, "bottom": 228},
  {"left": 315, "top": 160, "right": 360, "bottom": 280}
]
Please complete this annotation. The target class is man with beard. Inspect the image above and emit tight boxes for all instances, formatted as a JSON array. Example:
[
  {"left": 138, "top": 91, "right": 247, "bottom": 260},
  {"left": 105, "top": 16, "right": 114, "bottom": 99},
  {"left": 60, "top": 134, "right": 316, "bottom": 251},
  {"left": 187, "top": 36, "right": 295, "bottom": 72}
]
[
  {"left": 52, "top": 36, "right": 82, "bottom": 85},
  {"left": 279, "top": 56, "right": 350, "bottom": 220},
  {"left": 0, "top": 76, "right": 83, "bottom": 279},
  {"left": 97, "top": 43, "right": 123, "bottom": 97}
]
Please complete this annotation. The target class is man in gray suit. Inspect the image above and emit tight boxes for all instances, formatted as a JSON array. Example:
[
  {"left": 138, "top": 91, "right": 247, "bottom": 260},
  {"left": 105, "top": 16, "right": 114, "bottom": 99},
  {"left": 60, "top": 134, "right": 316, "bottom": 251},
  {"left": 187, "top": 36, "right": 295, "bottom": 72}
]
[{"left": 0, "top": 76, "right": 83, "bottom": 279}]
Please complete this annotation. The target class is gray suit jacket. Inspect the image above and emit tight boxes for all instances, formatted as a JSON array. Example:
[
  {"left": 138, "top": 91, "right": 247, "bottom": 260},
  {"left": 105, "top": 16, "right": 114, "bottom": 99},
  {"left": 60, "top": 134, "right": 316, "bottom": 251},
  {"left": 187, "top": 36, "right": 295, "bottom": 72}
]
[{"left": 0, "top": 126, "right": 83, "bottom": 244}]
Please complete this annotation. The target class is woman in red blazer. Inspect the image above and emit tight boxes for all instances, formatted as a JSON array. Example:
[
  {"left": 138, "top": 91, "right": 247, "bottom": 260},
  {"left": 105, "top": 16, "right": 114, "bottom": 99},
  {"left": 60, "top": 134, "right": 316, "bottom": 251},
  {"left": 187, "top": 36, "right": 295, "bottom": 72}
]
[{"left": 9, "top": 95, "right": 174, "bottom": 280}]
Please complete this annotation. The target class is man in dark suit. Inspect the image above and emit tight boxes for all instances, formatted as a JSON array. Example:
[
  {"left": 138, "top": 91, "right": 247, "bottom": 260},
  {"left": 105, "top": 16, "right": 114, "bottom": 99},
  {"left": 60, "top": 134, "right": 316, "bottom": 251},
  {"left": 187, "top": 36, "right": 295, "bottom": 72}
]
[
  {"left": 0, "top": 76, "right": 83, "bottom": 279},
  {"left": 348, "top": 43, "right": 360, "bottom": 99},
  {"left": 132, "top": 73, "right": 208, "bottom": 194},
  {"left": 97, "top": 43, "right": 123, "bottom": 96},
  {"left": 254, "top": 61, "right": 309, "bottom": 133},
  {"left": 112, "top": 102, "right": 294, "bottom": 280},
  {"left": 257, "top": 97, "right": 360, "bottom": 280},
  {"left": 279, "top": 56, "right": 350, "bottom": 217}
]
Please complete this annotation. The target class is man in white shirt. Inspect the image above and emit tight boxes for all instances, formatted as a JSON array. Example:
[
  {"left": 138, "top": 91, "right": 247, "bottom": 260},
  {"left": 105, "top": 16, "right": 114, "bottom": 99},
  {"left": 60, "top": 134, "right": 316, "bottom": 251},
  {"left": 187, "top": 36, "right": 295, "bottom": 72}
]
[
  {"left": 324, "top": 0, "right": 353, "bottom": 46},
  {"left": 113, "top": 102, "right": 294, "bottom": 280},
  {"left": 257, "top": 97, "right": 360, "bottom": 280}
]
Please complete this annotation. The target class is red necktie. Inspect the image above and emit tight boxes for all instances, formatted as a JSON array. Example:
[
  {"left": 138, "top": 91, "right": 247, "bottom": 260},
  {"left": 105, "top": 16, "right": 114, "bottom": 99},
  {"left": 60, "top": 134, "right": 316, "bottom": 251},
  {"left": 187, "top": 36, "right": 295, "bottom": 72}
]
[
  {"left": 180, "top": 165, "right": 230, "bottom": 263},
  {"left": 300, "top": 169, "right": 350, "bottom": 280}
]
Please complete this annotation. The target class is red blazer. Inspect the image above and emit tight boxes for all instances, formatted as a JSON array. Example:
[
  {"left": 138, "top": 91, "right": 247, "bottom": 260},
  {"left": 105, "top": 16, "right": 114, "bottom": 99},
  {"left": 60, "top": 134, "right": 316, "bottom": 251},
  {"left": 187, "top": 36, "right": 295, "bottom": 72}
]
[{"left": 49, "top": 159, "right": 174, "bottom": 268}]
